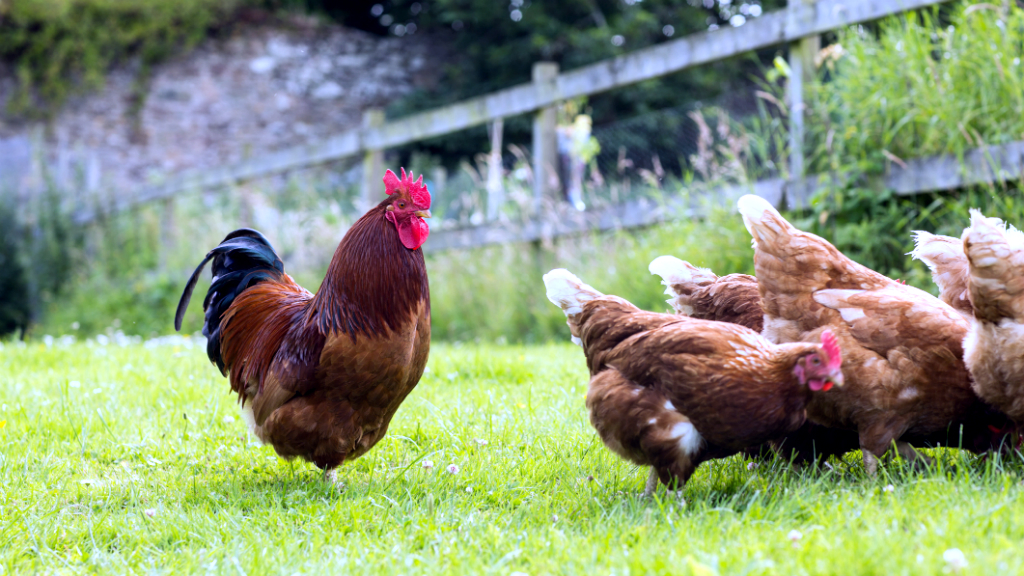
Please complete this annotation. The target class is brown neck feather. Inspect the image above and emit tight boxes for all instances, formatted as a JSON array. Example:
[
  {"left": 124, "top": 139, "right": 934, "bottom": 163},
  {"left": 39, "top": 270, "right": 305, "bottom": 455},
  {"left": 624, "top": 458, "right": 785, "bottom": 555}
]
[{"left": 308, "top": 199, "right": 429, "bottom": 338}]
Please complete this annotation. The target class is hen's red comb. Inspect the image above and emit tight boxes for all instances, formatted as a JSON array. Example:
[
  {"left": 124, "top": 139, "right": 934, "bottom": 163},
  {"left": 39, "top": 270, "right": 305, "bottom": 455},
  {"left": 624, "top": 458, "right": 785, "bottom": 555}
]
[
  {"left": 383, "top": 168, "right": 431, "bottom": 208},
  {"left": 820, "top": 330, "right": 842, "bottom": 370}
]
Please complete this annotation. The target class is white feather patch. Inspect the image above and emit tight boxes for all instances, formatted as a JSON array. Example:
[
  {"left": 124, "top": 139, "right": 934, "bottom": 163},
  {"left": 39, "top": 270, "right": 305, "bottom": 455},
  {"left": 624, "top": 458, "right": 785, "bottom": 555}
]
[
  {"left": 737, "top": 194, "right": 784, "bottom": 239},
  {"left": 543, "top": 269, "right": 603, "bottom": 316},
  {"left": 838, "top": 308, "right": 866, "bottom": 322},
  {"left": 648, "top": 255, "right": 716, "bottom": 286},
  {"left": 240, "top": 403, "right": 260, "bottom": 439},
  {"left": 664, "top": 400, "right": 676, "bottom": 411},
  {"left": 669, "top": 421, "right": 703, "bottom": 457}
]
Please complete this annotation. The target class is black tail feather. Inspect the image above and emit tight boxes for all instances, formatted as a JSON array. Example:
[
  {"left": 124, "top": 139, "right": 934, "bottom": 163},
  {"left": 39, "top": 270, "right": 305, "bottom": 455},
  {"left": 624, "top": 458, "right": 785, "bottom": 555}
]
[{"left": 174, "top": 228, "right": 285, "bottom": 369}]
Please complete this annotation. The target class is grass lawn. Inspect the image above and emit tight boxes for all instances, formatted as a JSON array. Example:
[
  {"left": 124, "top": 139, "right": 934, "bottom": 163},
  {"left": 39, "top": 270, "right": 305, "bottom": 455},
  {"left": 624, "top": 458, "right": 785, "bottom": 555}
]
[{"left": 2, "top": 338, "right": 1024, "bottom": 574}]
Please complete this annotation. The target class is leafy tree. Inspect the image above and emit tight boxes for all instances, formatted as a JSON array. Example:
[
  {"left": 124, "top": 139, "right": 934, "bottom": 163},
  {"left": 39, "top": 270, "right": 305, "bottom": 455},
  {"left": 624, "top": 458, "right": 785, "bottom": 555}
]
[{"left": 306, "top": 0, "right": 787, "bottom": 168}]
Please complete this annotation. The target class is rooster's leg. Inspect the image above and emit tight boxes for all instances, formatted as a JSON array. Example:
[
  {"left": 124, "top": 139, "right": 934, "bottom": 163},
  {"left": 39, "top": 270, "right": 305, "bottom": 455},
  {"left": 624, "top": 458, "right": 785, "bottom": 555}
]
[{"left": 643, "top": 468, "right": 659, "bottom": 498}]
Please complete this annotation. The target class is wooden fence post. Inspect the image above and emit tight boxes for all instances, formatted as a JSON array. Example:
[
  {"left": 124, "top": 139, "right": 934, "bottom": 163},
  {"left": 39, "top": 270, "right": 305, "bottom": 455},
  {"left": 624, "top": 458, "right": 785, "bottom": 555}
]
[
  {"left": 361, "top": 108, "right": 385, "bottom": 211},
  {"left": 486, "top": 118, "right": 505, "bottom": 221},
  {"left": 787, "top": 0, "right": 820, "bottom": 208},
  {"left": 532, "top": 62, "right": 560, "bottom": 216}
]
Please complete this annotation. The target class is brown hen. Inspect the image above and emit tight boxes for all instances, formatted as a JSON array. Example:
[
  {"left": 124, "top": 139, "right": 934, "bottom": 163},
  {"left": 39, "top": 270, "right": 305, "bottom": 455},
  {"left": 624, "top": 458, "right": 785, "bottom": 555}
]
[
  {"left": 738, "top": 194, "right": 985, "bottom": 474},
  {"left": 544, "top": 268, "right": 842, "bottom": 495}
]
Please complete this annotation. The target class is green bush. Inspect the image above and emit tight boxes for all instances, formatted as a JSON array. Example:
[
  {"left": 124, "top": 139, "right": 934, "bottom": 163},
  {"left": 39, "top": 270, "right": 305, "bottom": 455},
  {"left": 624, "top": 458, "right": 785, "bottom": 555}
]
[{"left": 0, "top": 0, "right": 242, "bottom": 118}]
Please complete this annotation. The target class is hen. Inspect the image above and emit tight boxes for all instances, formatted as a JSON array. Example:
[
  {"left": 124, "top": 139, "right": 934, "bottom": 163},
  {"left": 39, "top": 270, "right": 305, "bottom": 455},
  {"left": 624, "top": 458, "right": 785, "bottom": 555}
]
[
  {"left": 649, "top": 255, "right": 860, "bottom": 465},
  {"left": 543, "top": 268, "right": 842, "bottom": 495},
  {"left": 962, "top": 211, "right": 1024, "bottom": 424},
  {"left": 175, "top": 168, "right": 432, "bottom": 479},
  {"left": 737, "top": 194, "right": 987, "bottom": 474}
]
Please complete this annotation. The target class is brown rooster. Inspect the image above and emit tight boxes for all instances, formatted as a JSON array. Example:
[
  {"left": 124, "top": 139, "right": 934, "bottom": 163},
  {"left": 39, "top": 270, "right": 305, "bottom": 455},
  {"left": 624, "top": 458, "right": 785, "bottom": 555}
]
[
  {"left": 543, "top": 268, "right": 843, "bottom": 496},
  {"left": 175, "top": 168, "right": 432, "bottom": 479}
]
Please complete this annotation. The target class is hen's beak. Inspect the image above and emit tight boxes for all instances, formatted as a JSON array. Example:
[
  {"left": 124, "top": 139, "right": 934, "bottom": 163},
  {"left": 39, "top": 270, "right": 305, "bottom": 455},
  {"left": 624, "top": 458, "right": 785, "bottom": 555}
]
[
  {"left": 415, "top": 209, "right": 432, "bottom": 218},
  {"left": 828, "top": 370, "right": 844, "bottom": 388}
]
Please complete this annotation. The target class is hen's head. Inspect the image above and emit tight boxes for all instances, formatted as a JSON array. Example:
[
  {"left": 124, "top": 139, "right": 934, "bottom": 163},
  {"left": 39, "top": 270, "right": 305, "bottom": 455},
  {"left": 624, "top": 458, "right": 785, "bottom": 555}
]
[
  {"left": 793, "top": 330, "right": 844, "bottom": 392},
  {"left": 384, "top": 168, "right": 432, "bottom": 250}
]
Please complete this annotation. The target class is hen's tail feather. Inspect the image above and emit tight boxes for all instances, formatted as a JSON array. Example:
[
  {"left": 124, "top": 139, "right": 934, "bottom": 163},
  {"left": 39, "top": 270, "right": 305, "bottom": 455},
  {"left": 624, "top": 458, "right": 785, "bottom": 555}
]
[
  {"left": 175, "top": 228, "right": 285, "bottom": 370},
  {"left": 963, "top": 210, "right": 1024, "bottom": 322},
  {"left": 648, "top": 256, "right": 717, "bottom": 314},
  {"left": 736, "top": 194, "right": 790, "bottom": 245},
  {"left": 543, "top": 268, "right": 603, "bottom": 346}
]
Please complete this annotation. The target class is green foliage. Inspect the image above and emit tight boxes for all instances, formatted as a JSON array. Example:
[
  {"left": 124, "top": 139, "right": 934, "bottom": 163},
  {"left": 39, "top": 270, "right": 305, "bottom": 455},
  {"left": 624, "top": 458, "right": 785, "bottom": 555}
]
[
  {"left": 0, "top": 0, "right": 242, "bottom": 118},
  {"left": 4, "top": 340, "right": 1024, "bottom": 573},
  {"left": 783, "top": 2, "right": 1024, "bottom": 280},
  {"left": 383, "top": 0, "right": 784, "bottom": 165},
  {"left": 0, "top": 199, "right": 30, "bottom": 337}
]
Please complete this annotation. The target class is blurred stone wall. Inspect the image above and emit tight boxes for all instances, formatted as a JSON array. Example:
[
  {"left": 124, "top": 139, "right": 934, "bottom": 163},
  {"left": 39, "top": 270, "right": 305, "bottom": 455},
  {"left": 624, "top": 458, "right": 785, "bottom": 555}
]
[{"left": 0, "top": 17, "right": 445, "bottom": 200}]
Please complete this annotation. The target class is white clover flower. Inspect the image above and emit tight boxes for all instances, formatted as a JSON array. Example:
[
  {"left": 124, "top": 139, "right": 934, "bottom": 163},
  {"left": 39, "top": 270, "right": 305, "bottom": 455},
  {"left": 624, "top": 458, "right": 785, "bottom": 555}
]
[
  {"left": 787, "top": 530, "right": 802, "bottom": 543},
  {"left": 446, "top": 464, "right": 460, "bottom": 474},
  {"left": 222, "top": 415, "right": 235, "bottom": 424},
  {"left": 883, "top": 484, "right": 895, "bottom": 493},
  {"left": 465, "top": 486, "right": 473, "bottom": 493},
  {"left": 943, "top": 548, "right": 967, "bottom": 572},
  {"left": 144, "top": 509, "right": 156, "bottom": 518},
  {"left": 422, "top": 460, "right": 434, "bottom": 470},
  {"left": 747, "top": 462, "right": 759, "bottom": 471}
]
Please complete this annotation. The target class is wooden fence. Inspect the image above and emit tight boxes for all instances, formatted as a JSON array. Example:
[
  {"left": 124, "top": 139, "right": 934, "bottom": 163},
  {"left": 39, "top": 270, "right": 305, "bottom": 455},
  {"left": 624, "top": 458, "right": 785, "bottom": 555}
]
[{"left": 73, "top": 0, "right": 958, "bottom": 251}]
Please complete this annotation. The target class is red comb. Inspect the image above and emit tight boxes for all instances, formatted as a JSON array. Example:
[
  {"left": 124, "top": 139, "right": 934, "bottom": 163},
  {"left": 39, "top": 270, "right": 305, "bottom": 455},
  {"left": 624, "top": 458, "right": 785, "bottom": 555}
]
[
  {"left": 383, "top": 167, "right": 431, "bottom": 208},
  {"left": 820, "top": 330, "right": 842, "bottom": 370}
]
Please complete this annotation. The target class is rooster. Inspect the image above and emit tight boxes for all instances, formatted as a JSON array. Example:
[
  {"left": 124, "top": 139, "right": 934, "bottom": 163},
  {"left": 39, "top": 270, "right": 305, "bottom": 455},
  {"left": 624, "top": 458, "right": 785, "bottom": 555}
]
[
  {"left": 736, "top": 194, "right": 1002, "bottom": 474},
  {"left": 962, "top": 210, "right": 1024, "bottom": 425},
  {"left": 543, "top": 268, "right": 843, "bottom": 496},
  {"left": 175, "top": 168, "right": 432, "bottom": 479}
]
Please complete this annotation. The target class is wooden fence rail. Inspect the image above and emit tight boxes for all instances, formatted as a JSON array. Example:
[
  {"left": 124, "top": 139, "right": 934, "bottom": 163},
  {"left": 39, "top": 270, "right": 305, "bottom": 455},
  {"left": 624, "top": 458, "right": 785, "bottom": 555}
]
[
  {"left": 73, "top": 0, "right": 953, "bottom": 249},
  {"left": 426, "top": 140, "right": 1024, "bottom": 252}
]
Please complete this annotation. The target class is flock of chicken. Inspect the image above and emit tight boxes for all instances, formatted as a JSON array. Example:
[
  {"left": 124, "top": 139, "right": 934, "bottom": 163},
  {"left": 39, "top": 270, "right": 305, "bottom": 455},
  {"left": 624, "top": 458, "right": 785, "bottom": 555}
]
[
  {"left": 175, "top": 168, "right": 1024, "bottom": 495},
  {"left": 545, "top": 194, "right": 1024, "bottom": 494}
]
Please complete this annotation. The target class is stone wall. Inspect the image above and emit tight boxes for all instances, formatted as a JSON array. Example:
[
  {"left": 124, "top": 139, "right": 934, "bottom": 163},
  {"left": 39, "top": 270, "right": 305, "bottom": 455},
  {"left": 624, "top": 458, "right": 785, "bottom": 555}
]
[{"left": 0, "top": 16, "right": 446, "bottom": 200}]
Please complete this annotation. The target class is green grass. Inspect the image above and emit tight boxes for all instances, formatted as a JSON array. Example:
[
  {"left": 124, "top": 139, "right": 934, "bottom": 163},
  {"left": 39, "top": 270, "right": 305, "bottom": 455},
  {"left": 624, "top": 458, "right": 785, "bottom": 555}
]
[{"left": 4, "top": 339, "right": 1024, "bottom": 574}]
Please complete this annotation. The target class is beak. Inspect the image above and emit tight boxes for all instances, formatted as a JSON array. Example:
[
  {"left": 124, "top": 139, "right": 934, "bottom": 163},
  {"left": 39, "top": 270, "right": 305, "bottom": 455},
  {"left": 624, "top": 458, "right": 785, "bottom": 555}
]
[
  {"left": 828, "top": 370, "right": 844, "bottom": 388},
  {"left": 414, "top": 209, "right": 432, "bottom": 218}
]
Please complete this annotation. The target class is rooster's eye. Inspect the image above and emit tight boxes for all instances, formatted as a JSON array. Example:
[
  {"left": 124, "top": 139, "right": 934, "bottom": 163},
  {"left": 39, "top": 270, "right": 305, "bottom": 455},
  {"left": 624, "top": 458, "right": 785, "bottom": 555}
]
[
  {"left": 398, "top": 202, "right": 406, "bottom": 208},
  {"left": 811, "top": 356, "right": 821, "bottom": 366}
]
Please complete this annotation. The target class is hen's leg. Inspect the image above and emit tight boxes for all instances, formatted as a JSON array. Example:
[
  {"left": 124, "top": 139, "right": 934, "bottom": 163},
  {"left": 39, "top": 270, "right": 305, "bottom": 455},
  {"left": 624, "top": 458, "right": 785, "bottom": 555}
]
[
  {"left": 643, "top": 468, "right": 659, "bottom": 498},
  {"left": 862, "top": 451, "right": 880, "bottom": 476},
  {"left": 859, "top": 421, "right": 905, "bottom": 476},
  {"left": 896, "top": 441, "right": 934, "bottom": 470}
]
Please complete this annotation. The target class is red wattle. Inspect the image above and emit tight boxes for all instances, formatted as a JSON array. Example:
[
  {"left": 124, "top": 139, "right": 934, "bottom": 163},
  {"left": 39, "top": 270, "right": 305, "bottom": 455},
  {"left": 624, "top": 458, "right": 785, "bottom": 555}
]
[{"left": 396, "top": 216, "right": 429, "bottom": 250}]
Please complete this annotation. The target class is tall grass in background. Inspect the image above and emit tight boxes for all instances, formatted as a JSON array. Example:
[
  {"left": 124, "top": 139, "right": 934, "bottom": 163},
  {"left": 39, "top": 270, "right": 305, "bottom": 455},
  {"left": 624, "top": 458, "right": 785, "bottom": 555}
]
[
  {"left": 785, "top": 2, "right": 1024, "bottom": 275},
  {"left": 24, "top": 1, "right": 1024, "bottom": 342}
]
